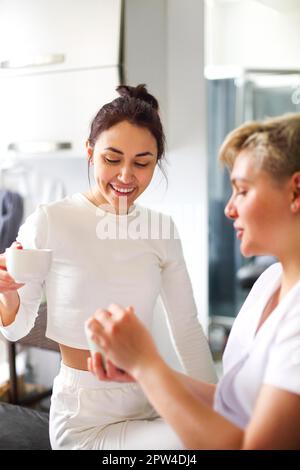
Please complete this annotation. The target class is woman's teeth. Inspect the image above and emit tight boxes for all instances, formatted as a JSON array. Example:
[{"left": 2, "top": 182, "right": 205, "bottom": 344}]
[{"left": 110, "top": 184, "right": 135, "bottom": 194}]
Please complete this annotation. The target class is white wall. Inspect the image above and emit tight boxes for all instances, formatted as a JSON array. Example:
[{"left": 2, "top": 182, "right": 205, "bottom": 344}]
[
  {"left": 206, "top": 0, "right": 300, "bottom": 69},
  {"left": 123, "top": 0, "right": 167, "bottom": 124},
  {"left": 123, "top": 0, "right": 208, "bottom": 372},
  {"left": 135, "top": 0, "right": 209, "bottom": 331},
  {"left": 165, "top": 0, "right": 208, "bottom": 331}
]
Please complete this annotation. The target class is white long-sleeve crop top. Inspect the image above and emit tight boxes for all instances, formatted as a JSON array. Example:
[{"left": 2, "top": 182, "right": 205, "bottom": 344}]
[{"left": 0, "top": 193, "right": 216, "bottom": 382}]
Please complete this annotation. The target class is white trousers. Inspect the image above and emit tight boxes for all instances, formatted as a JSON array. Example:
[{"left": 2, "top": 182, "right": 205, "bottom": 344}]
[{"left": 49, "top": 363, "right": 184, "bottom": 450}]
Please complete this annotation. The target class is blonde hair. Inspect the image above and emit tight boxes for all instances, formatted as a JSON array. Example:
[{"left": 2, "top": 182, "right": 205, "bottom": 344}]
[{"left": 219, "top": 113, "right": 300, "bottom": 181}]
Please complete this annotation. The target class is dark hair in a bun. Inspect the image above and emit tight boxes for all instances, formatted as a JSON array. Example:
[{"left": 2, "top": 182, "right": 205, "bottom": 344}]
[
  {"left": 88, "top": 84, "right": 165, "bottom": 164},
  {"left": 116, "top": 84, "right": 159, "bottom": 111}
]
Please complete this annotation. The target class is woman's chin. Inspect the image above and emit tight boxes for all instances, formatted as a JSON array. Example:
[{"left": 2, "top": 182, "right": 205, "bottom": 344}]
[{"left": 240, "top": 243, "right": 254, "bottom": 258}]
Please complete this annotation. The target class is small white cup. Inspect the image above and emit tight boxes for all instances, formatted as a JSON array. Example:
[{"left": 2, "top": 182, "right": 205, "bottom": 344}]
[{"left": 5, "top": 248, "right": 53, "bottom": 283}]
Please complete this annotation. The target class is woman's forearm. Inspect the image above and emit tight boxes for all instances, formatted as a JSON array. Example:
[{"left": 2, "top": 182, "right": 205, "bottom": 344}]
[
  {"left": 174, "top": 370, "right": 216, "bottom": 407},
  {"left": 135, "top": 358, "right": 244, "bottom": 449}
]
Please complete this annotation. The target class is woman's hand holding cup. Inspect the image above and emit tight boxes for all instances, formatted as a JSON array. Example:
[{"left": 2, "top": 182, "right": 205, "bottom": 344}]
[
  {"left": 5, "top": 245, "right": 52, "bottom": 284},
  {"left": 0, "top": 242, "right": 25, "bottom": 293}
]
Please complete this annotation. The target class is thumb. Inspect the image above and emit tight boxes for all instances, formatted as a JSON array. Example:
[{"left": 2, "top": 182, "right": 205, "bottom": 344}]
[{"left": 125, "top": 306, "right": 135, "bottom": 315}]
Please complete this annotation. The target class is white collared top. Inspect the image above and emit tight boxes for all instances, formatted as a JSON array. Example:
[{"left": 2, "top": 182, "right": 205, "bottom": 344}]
[{"left": 214, "top": 263, "right": 300, "bottom": 429}]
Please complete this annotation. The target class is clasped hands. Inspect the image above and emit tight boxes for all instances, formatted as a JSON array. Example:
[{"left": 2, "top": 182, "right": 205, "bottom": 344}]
[{"left": 86, "top": 304, "right": 159, "bottom": 383}]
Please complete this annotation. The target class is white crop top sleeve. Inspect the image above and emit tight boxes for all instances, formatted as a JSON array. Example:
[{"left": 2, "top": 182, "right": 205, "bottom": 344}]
[
  {"left": 0, "top": 206, "right": 47, "bottom": 341},
  {"left": 160, "top": 219, "right": 217, "bottom": 383}
]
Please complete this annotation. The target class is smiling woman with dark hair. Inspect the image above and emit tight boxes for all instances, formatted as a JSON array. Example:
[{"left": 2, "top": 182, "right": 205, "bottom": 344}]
[{"left": 0, "top": 84, "right": 216, "bottom": 450}]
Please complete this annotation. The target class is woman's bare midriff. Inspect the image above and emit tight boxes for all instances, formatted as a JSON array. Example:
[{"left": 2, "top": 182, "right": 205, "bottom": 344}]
[{"left": 59, "top": 344, "right": 91, "bottom": 371}]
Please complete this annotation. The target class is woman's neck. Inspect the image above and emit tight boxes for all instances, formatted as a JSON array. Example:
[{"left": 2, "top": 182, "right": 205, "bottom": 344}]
[
  {"left": 278, "top": 258, "right": 300, "bottom": 301},
  {"left": 83, "top": 189, "right": 133, "bottom": 215}
]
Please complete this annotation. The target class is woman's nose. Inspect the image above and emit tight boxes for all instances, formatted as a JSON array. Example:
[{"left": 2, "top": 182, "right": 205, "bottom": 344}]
[
  {"left": 224, "top": 199, "right": 237, "bottom": 220},
  {"left": 117, "top": 166, "right": 134, "bottom": 184}
]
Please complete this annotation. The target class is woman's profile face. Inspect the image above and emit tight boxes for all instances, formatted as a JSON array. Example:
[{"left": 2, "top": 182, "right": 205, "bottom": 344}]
[
  {"left": 224, "top": 150, "right": 292, "bottom": 258},
  {"left": 88, "top": 120, "right": 158, "bottom": 212}
]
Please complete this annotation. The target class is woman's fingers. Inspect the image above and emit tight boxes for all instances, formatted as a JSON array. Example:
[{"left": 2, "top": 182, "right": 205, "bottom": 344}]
[
  {"left": 87, "top": 317, "right": 104, "bottom": 334},
  {"left": 0, "top": 284, "right": 23, "bottom": 292},
  {"left": 87, "top": 317, "right": 108, "bottom": 350},
  {"left": 88, "top": 354, "right": 135, "bottom": 383},
  {"left": 0, "top": 269, "right": 24, "bottom": 288},
  {"left": 93, "top": 305, "right": 134, "bottom": 331},
  {"left": 105, "top": 360, "right": 136, "bottom": 383},
  {"left": 91, "top": 352, "right": 109, "bottom": 381},
  {"left": 94, "top": 308, "right": 112, "bottom": 325},
  {"left": 0, "top": 274, "right": 24, "bottom": 292},
  {"left": 87, "top": 356, "right": 93, "bottom": 374},
  {"left": 106, "top": 359, "right": 134, "bottom": 381},
  {"left": 106, "top": 360, "right": 121, "bottom": 379},
  {"left": 0, "top": 270, "right": 17, "bottom": 283},
  {"left": 107, "top": 303, "right": 132, "bottom": 320}
]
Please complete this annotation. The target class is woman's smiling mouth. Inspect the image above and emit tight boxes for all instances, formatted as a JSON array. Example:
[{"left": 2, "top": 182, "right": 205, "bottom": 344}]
[
  {"left": 234, "top": 224, "right": 244, "bottom": 239},
  {"left": 109, "top": 183, "right": 136, "bottom": 196}
]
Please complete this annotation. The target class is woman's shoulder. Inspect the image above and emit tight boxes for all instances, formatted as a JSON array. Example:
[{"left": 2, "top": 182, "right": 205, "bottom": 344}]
[
  {"left": 227, "top": 263, "right": 282, "bottom": 336},
  {"left": 38, "top": 193, "right": 87, "bottom": 214},
  {"left": 135, "top": 205, "right": 179, "bottom": 243},
  {"left": 252, "top": 262, "right": 282, "bottom": 286},
  {"left": 135, "top": 204, "right": 173, "bottom": 220},
  {"left": 21, "top": 194, "right": 89, "bottom": 231},
  {"left": 135, "top": 204, "right": 177, "bottom": 227},
  {"left": 238, "top": 262, "right": 282, "bottom": 311}
]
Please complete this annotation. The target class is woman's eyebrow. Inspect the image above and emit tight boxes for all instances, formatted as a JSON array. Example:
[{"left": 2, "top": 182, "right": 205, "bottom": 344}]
[
  {"left": 231, "top": 177, "right": 251, "bottom": 185},
  {"left": 135, "top": 151, "right": 154, "bottom": 157},
  {"left": 104, "top": 147, "right": 154, "bottom": 157},
  {"left": 104, "top": 146, "right": 124, "bottom": 155}
]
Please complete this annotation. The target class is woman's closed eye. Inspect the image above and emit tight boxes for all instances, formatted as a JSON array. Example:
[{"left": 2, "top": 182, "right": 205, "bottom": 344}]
[
  {"left": 236, "top": 190, "right": 247, "bottom": 196},
  {"left": 134, "top": 162, "right": 149, "bottom": 167},
  {"left": 104, "top": 158, "right": 120, "bottom": 164},
  {"left": 104, "top": 157, "right": 149, "bottom": 168},
  {"left": 232, "top": 184, "right": 248, "bottom": 197}
]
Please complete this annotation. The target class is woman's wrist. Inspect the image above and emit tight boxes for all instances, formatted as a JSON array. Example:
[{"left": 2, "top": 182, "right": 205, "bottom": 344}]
[{"left": 132, "top": 351, "right": 167, "bottom": 383}]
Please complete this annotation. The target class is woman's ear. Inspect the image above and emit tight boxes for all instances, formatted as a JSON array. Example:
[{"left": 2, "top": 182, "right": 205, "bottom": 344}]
[
  {"left": 86, "top": 141, "right": 94, "bottom": 165},
  {"left": 290, "top": 172, "right": 300, "bottom": 213}
]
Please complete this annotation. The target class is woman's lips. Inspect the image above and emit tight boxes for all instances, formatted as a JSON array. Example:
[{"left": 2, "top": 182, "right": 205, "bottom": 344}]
[
  {"left": 109, "top": 184, "right": 136, "bottom": 197},
  {"left": 234, "top": 223, "right": 244, "bottom": 240},
  {"left": 236, "top": 229, "right": 244, "bottom": 240}
]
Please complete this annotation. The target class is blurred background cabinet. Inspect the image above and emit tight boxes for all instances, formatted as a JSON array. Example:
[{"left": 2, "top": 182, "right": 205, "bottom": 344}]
[
  {"left": 0, "top": 0, "right": 122, "bottom": 73},
  {"left": 0, "top": 67, "right": 119, "bottom": 157},
  {"left": 0, "top": 0, "right": 123, "bottom": 157}
]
